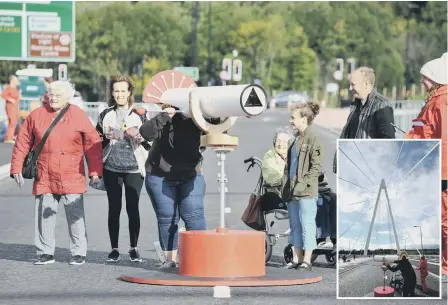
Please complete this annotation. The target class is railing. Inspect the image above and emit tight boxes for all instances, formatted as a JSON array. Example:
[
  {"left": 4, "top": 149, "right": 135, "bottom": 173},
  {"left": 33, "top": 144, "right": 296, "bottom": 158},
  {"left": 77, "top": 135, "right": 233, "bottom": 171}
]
[
  {"left": 394, "top": 109, "right": 421, "bottom": 138},
  {"left": 0, "top": 99, "right": 425, "bottom": 136},
  {"left": 391, "top": 99, "right": 425, "bottom": 110}
]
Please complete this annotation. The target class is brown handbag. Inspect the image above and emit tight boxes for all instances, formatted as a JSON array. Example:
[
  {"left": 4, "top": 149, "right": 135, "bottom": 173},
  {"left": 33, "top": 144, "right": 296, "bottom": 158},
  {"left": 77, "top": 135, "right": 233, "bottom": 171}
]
[{"left": 241, "top": 175, "right": 266, "bottom": 231}]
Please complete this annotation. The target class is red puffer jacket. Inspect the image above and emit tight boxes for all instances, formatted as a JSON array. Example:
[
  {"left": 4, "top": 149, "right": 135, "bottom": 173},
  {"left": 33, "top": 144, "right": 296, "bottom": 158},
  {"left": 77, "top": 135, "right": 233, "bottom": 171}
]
[
  {"left": 405, "top": 85, "right": 447, "bottom": 180},
  {"left": 10, "top": 104, "right": 103, "bottom": 195}
]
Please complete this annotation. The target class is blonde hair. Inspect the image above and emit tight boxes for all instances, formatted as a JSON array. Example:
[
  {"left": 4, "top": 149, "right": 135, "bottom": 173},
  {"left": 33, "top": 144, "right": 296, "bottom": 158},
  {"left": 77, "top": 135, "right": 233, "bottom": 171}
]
[
  {"left": 355, "top": 66, "right": 376, "bottom": 86},
  {"left": 290, "top": 101, "right": 320, "bottom": 124}
]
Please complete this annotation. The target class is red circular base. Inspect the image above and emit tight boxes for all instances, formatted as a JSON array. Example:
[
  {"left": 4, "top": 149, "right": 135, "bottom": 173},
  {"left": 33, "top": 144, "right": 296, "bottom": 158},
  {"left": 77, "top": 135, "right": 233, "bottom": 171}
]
[
  {"left": 373, "top": 286, "right": 395, "bottom": 297},
  {"left": 121, "top": 266, "right": 323, "bottom": 287}
]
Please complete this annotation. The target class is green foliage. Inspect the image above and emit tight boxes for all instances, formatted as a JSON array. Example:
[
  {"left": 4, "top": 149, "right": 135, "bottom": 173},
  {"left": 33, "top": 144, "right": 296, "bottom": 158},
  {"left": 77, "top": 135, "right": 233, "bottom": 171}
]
[{"left": 0, "top": 1, "right": 445, "bottom": 100}]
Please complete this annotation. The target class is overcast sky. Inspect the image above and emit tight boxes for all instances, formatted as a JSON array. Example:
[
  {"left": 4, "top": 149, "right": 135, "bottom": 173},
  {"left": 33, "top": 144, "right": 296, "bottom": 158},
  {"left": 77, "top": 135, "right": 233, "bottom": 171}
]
[{"left": 338, "top": 140, "right": 441, "bottom": 251}]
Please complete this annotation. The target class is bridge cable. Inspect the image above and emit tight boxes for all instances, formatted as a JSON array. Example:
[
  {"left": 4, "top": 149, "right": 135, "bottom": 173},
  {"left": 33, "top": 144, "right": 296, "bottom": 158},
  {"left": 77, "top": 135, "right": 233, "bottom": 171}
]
[
  {"left": 387, "top": 141, "right": 404, "bottom": 187},
  {"left": 339, "top": 147, "right": 377, "bottom": 187},
  {"left": 353, "top": 141, "right": 378, "bottom": 181},
  {"left": 339, "top": 177, "right": 377, "bottom": 194},
  {"left": 339, "top": 200, "right": 375, "bottom": 238}
]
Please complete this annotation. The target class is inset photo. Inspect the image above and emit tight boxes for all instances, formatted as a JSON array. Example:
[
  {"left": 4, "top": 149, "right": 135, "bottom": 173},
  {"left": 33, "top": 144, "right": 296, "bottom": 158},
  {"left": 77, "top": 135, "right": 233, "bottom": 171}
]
[{"left": 336, "top": 139, "right": 442, "bottom": 299}]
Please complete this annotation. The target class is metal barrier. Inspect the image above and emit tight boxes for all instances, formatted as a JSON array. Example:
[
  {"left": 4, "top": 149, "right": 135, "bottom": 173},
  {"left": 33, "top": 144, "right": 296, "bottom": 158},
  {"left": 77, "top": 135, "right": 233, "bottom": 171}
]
[
  {"left": 0, "top": 99, "right": 426, "bottom": 136},
  {"left": 394, "top": 108, "right": 421, "bottom": 138},
  {"left": 391, "top": 100, "right": 425, "bottom": 110}
]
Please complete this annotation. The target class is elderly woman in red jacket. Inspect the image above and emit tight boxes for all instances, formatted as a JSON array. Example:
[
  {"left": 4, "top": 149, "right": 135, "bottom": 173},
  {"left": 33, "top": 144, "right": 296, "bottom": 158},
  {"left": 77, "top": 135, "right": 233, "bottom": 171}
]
[
  {"left": 405, "top": 53, "right": 447, "bottom": 277},
  {"left": 9, "top": 80, "right": 103, "bottom": 266}
]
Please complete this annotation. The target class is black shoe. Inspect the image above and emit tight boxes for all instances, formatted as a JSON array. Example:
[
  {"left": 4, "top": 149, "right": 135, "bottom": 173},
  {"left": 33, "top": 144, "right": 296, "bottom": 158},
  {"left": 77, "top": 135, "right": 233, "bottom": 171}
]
[
  {"left": 107, "top": 249, "right": 120, "bottom": 262},
  {"left": 129, "top": 248, "right": 142, "bottom": 262},
  {"left": 159, "top": 261, "right": 177, "bottom": 269},
  {"left": 34, "top": 254, "right": 55, "bottom": 265},
  {"left": 69, "top": 255, "right": 86, "bottom": 265}
]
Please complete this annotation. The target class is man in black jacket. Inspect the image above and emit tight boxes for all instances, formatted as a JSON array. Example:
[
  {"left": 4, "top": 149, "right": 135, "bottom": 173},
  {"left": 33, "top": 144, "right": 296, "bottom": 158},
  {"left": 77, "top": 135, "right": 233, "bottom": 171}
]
[
  {"left": 333, "top": 67, "right": 395, "bottom": 173},
  {"left": 386, "top": 252, "right": 417, "bottom": 297}
]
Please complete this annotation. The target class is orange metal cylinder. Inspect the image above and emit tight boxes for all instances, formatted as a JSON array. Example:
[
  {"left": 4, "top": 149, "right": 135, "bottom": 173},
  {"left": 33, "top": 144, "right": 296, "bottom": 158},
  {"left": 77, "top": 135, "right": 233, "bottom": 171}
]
[{"left": 178, "top": 228, "right": 265, "bottom": 278}]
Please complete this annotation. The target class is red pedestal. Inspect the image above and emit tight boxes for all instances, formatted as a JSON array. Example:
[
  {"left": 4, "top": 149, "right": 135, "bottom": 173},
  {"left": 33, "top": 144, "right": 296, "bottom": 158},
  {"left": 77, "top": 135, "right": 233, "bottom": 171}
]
[
  {"left": 121, "top": 228, "right": 323, "bottom": 287},
  {"left": 178, "top": 228, "right": 265, "bottom": 278},
  {"left": 373, "top": 286, "right": 395, "bottom": 297}
]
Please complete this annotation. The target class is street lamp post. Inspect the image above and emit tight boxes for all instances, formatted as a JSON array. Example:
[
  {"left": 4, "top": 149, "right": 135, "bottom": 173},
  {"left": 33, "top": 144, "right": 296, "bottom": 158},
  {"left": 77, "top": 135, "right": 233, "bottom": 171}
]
[{"left": 414, "top": 225, "right": 423, "bottom": 255}]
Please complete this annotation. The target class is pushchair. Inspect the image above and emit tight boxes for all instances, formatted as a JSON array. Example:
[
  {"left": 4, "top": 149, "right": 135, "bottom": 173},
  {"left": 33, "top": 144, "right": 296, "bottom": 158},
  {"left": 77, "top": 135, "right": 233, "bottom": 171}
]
[
  {"left": 243, "top": 156, "right": 337, "bottom": 266},
  {"left": 389, "top": 267, "right": 404, "bottom": 293}
]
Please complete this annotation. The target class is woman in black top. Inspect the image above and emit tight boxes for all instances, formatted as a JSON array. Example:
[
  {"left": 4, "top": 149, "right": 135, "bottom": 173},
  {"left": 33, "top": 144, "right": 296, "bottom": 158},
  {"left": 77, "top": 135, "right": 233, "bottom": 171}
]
[{"left": 139, "top": 104, "right": 209, "bottom": 268}]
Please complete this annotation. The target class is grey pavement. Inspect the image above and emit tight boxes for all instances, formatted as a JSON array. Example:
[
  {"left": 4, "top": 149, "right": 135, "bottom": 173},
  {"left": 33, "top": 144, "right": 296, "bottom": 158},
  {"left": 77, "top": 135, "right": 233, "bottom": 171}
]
[
  {"left": 409, "top": 259, "right": 440, "bottom": 276},
  {"left": 0, "top": 109, "right": 446, "bottom": 305},
  {"left": 339, "top": 259, "right": 444, "bottom": 298}
]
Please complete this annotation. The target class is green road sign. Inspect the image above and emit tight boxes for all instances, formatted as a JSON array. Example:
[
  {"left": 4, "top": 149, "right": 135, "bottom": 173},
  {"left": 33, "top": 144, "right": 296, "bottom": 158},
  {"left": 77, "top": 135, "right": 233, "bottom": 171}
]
[
  {"left": 174, "top": 66, "right": 199, "bottom": 81},
  {"left": 0, "top": 1, "right": 75, "bottom": 62}
]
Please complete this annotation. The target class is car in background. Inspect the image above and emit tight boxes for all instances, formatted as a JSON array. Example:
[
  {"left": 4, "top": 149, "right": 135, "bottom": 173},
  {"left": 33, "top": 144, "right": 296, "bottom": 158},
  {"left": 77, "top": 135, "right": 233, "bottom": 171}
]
[{"left": 268, "top": 91, "right": 309, "bottom": 108}]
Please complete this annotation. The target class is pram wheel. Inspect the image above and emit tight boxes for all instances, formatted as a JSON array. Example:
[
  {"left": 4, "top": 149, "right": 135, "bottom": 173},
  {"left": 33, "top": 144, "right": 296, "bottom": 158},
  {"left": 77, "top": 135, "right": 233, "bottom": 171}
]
[
  {"left": 311, "top": 253, "right": 318, "bottom": 264},
  {"left": 283, "top": 243, "right": 293, "bottom": 265},
  {"left": 265, "top": 233, "right": 273, "bottom": 263},
  {"left": 325, "top": 252, "right": 336, "bottom": 266}
]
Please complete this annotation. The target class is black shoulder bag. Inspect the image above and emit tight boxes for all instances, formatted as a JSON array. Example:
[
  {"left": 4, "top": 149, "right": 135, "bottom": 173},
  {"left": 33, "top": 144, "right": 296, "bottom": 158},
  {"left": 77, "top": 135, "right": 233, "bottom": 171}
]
[{"left": 22, "top": 105, "right": 71, "bottom": 179}]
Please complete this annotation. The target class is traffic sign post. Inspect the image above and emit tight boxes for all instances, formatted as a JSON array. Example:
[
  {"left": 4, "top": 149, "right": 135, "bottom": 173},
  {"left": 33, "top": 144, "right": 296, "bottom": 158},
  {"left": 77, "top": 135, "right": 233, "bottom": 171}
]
[
  {"left": 58, "top": 63, "right": 67, "bottom": 80},
  {"left": 174, "top": 66, "right": 199, "bottom": 81},
  {"left": 0, "top": 1, "right": 75, "bottom": 62},
  {"left": 221, "top": 57, "right": 243, "bottom": 85},
  {"left": 222, "top": 58, "right": 232, "bottom": 81},
  {"left": 232, "top": 59, "right": 242, "bottom": 82},
  {"left": 347, "top": 58, "right": 356, "bottom": 79}
]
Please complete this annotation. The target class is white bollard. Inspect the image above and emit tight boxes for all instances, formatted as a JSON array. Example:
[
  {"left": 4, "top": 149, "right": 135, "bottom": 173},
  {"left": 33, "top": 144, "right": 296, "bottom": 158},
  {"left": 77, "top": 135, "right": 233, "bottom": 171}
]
[{"left": 213, "top": 286, "right": 231, "bottom": 298}]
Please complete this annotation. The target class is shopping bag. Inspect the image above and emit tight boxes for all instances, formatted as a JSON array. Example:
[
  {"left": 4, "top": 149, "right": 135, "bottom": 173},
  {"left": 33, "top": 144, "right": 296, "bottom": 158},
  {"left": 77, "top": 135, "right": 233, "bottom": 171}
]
[{"left": 241, "top": 176, "right": 266, "bottom": 231}]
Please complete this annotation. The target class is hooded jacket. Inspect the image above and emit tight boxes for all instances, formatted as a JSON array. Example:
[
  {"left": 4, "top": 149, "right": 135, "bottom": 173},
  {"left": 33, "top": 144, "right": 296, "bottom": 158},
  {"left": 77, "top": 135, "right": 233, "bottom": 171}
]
[{"left": 405, "top": 86, "right": 447, "bottom": 180}]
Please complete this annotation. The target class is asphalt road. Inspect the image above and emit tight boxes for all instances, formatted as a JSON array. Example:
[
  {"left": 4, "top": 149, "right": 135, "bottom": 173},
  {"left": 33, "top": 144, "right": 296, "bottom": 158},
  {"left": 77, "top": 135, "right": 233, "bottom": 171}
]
[
  {"left": 409, "top": 259, "right": 440, "bottom": 276},
  {"left": 339, "top": 258, "right": 442, "bottom": 298},
  {"left": 0, "top": 143, "right": 13, "bottom": 165},
  {"left": 0, "top": 109, "right": 446, "bottom": 305}
]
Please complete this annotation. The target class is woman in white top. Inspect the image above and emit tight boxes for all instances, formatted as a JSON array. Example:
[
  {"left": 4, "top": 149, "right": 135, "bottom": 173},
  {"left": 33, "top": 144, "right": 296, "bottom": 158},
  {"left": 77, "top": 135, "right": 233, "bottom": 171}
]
[{"left": 96, "top": 76, "right": 149, "bottom": 263}]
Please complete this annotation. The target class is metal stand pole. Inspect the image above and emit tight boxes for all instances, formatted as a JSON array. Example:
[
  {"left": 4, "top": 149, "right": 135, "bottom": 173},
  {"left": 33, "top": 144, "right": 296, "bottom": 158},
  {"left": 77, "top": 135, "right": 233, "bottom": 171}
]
[{"left": 217, "top": 150, "right": 228, "bottom": 228}]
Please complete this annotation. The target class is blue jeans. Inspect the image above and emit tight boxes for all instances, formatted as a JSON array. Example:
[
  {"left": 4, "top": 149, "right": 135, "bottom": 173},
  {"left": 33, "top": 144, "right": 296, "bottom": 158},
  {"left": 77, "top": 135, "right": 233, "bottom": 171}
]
[
  {"left": 145, "top": 173, "right": 207, "bottom": 251},
  {"left": 287, "top": 197, "right": 318, "bottom": 250}
]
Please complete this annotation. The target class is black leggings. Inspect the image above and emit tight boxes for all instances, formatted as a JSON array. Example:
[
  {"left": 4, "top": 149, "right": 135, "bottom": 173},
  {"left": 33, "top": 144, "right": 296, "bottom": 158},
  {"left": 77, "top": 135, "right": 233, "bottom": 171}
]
[{"left": 103, "top": 169, "right": 144, "bottom": 249}]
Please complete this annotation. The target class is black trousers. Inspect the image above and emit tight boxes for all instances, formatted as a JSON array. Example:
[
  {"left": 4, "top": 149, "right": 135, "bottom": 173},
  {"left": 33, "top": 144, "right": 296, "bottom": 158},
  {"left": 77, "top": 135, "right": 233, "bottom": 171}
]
[
  {"left": 103, "top": 169, "right": 144, "bottom": 249},
  {"left": 402, "top": 280, "right": 416, "bottom": 297}
]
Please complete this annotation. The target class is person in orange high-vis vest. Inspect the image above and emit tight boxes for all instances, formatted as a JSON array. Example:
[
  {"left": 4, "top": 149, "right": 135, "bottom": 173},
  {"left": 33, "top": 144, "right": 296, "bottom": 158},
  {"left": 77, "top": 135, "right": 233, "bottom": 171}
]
[
  {"left": 1, "top": 75, "right": 21, "bottom": 144},
  {"left": 405, "top": 53, "right": 447, "bottom": 277},
  {"left": 416, "top": 256, "right": 429, "bottom": 293}
]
